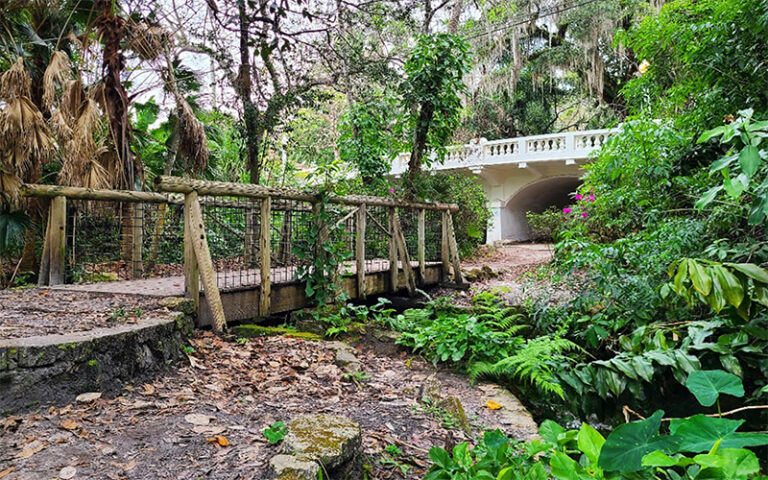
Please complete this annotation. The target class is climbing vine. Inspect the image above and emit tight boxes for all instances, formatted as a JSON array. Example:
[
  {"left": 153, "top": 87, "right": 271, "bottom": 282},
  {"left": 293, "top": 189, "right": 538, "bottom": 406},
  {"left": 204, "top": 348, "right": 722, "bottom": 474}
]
[{"left": 293, "top": 190, "right": 353, "bottom": 306}]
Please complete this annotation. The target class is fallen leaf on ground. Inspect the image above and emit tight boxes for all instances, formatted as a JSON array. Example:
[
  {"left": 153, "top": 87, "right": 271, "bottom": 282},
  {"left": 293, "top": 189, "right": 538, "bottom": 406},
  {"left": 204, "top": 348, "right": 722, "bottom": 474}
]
[
  {"left": 484, "top": 400, "right": 502, "bottom": 410},
  {"left": 207, "top": 435, "right": 230, "bottom": 447},
  {"left": 76, "top": 392, "right": 102, "bottom": 403},
  {"left": 140, "top": 384, "right": 155, "bottom": 395},
  {"left": 60, "top": 420, "right": 78, "bottom": 430},
  {"left": 0, "top": 467, "right": 15, "bottom": 479},
  {"left": 16, "top": 440, "right": 45, "bottom": 459},
  {"left": 185, "top": 413, "right": 212, "bottom": 426},
  {"left": 59, "top": 466, "right": 77, "bottom": 479}
]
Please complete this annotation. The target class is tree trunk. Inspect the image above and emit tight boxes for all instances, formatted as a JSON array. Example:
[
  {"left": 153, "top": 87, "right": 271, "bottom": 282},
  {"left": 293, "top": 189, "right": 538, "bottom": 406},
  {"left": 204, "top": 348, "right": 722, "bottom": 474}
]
[
  {"left": 236, "top": 0, "right": 263, "bottom": 185},
  {"left": 97, "top": 0, "right": 135, "bottom": 190},
  {"left": 407, "top": 102, "right": 434, "bottom": 193}
]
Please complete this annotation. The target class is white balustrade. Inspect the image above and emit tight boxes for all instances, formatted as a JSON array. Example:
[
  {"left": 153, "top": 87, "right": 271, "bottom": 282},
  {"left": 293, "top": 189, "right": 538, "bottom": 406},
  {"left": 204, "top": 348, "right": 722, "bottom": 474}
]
[{"left": 389, "top": 128, "right": 618, "bottom": 175}]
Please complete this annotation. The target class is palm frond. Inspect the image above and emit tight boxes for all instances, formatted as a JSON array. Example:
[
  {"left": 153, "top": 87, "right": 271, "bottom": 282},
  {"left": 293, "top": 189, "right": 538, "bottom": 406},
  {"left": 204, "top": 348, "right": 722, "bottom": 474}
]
[
  {"left": 42, "top": 51, "right": 72, "bottom": 112},
  {"left": 0, "top": 57, "right": 31, "bottom": 99}
]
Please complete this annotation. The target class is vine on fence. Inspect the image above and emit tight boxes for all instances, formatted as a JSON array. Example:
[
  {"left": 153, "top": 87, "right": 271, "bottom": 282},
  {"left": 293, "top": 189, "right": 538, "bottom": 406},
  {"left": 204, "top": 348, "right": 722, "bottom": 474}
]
[{"left": 293, "top": 190, "right": 353, "bottom": 306}]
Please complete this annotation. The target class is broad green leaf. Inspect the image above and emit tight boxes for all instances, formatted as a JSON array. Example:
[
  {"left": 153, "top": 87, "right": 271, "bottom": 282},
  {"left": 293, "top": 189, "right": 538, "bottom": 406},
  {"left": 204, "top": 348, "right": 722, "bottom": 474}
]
[
  {"left": 698, "top": 126, "right": 726, "bottom": 143},
  {"left": 738, "top": 145, "right": 761, "bottom": 177},
  {"left": 712, "top": 266, "right": 744, "bottom": 308},
  {"left": 550, "top": 451, "right": 581, "bottom": 480},
  {"left": 539, "top": 420, "right": 566, "bottom": 445},
  {"left": 598, "top": 411, "right": 679, "bottom": 472},
  {"left": 669, "top": 415, "right": 768, "bottom": 452},
  {"left": 685, "top": 370, "right": 744, "bottom": 407},
  {"left": 724, "top": 263, "right": 768, "bottom": 284},
  {"left": 577, "top": 423, "right": 605, "bottom": 465},
  {"left": 709, "top": 153, "right": 738, "bottom": 172},
  {"left": 689, "top": 260, "right": 713, "bottom": 296},
  {"left": 693, "top": 453, "right": 725, "bottom": 468},
  {"left": 428, "top": 447, "right": 455, "bottom": 470},
  {"left": 642, "top": 450, "right": 678, "bottom": 467},
  {"left": 717, "top": 448, "right": 761, "bottom": 479},
  {"left": 696, "top": 186, "right": 723, "bottom": 209}
]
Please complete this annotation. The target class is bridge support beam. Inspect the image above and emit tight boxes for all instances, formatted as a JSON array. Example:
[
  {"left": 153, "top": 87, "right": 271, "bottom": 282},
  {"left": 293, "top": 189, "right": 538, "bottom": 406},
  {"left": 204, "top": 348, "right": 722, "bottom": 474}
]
[{"left": 486, "top": 200, "right": 504, "bottom": 245}]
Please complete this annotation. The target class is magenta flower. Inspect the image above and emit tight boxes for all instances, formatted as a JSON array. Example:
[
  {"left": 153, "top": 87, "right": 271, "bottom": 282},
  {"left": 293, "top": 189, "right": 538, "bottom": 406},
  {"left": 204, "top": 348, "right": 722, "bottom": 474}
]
[
  {"left": 388, "top": 188, "right": 395, "bottom": 194},
  {"left": 581, "top": 212, "right": 588, "bottom": 218},
  {"left": 575, "top": 194, "right": 583, "bottom": 201},
  {"left": 588, "top": 194, "right": 595, "bottom": 202},
  {"left": 563, "top": 207, "right": 572, "bottom": 214}
]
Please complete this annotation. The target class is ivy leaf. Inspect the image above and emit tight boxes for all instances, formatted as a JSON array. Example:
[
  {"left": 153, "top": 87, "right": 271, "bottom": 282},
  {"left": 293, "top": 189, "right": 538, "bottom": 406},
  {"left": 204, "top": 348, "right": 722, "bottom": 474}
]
[
  {"left": 685, "top": 370, "right": 744, "bottom": 407},
  {"left": 598, "top": 410, "right": 679, "bottom": 472},
  {"left": 738, "top": 145, "right": 761, "bottom": 178},
  {"left": 669, "top": 415, "right": 768, "bottom": 452}
]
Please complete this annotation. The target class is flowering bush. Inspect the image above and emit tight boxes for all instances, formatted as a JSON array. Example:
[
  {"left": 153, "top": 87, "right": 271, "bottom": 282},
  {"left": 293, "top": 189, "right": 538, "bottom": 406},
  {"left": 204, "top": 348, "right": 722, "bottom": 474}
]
[{"left": 562, "top": 189, "right": 596, "bottom": 219}]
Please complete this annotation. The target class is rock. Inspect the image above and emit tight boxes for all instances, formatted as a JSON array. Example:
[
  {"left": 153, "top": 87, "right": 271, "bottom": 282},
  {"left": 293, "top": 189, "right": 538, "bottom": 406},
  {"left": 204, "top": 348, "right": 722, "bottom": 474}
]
[
  {"left": 269, "top": 454, "right": 319, "bottom": 480},
  {"left": 75, "top": 392, "right": 102, "bottom": 403},
  {"left": 327, "top": 341, "right": 362, "bottom": 374},
  {"left": 283, "top": 414, "right": 361, "bottom": 471},
  {"left": 478, "top": 383, "right": 539, "bottom": 441},
  {"left": 159, "top": 297, "right": 195, "bottom": 314},
  {"left": 184, "top": 413, "right": 213, "bottom": 426},
  {"left": 59, "top": 466, "right": 77, "bottom": 479},
  {"left": 290, "top": 309, "right": 325, "bottom": 334},
  {"left": 440, "top": 396, "right": 472, "bottom": 435},
  {"left": 419, "top": 374, "right": 442, "bottom": 404},
  {"left": 463, "top": 265, "right": 499, "bottom": 282}
]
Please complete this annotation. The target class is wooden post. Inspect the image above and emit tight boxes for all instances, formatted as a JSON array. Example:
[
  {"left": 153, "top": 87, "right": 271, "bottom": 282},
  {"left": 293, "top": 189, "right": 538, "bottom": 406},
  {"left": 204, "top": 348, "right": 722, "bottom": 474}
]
[
  {"left": 389, "top": 207, "right": 398, "bottom": 292},
  {"left": 38, "top": 206, "right": 52, "bottom": 286},
  {"left": 131, "top": 202, "right": 144, "bottom": 279},
  {"left": 259, "top": 197, "right": 272, "bottom": 316},
  {"left": 355, "top": 204, "right": 366, "bottom": 299},
  {"left": 441, "top": 210, "right": 450, "bottom": 282},
  {"left": 244, "top": 202, "right": 256, "bottom": 267},
  {"left": 185, "top": 191, "right": 227, "bottom": 332},
  {"left": 48, "top": 195, "right": 67, "bottom": 285},
  {"left": 184, "top": 194, "right": 200, "bottom": 311},
  {"left": 392, "top": 210, "right": 416, "bottom": 295},
  {"left": 446, "top": 212, "right": 464, "bottom": 285},
  {"left": 417, "top": 209, "right": 426, "bottom": 285}
]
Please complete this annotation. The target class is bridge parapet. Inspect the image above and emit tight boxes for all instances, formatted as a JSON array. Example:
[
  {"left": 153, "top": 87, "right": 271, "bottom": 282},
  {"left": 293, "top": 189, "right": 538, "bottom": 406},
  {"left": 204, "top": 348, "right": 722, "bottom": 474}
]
[{"left": 391, "top": 128, "right": 617, "bottom": 175}]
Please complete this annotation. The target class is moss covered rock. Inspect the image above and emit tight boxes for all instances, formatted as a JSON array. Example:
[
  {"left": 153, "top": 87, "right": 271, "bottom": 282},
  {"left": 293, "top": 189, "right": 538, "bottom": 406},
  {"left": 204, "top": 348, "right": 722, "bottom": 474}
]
[
  {"left": 269, "top": 454, "right": 319, "bottom": 480},
  {"left": 283, "top": 414, "right": 361, "bottom": 470},
  {"left": 230, "top": 325, "right": 322, "bottom": 341}
]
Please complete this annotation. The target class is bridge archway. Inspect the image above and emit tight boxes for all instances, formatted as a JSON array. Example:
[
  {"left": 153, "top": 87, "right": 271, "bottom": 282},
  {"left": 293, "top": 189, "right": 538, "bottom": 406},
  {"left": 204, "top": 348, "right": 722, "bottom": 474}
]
[{"left": 501, "top": 176, "right": 581, "bottom": 241}]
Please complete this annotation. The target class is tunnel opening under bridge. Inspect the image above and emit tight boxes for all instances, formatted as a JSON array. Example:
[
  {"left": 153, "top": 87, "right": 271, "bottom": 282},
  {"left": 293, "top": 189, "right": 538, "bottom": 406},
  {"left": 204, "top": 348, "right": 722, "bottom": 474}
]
[{"left": 502, "top": 176, "right": 581, "bottom": 242}]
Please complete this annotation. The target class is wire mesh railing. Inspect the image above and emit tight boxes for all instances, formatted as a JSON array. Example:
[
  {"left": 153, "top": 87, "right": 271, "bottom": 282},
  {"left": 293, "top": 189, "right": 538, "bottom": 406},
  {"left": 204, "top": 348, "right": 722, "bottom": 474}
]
[{"left": 23, "top": 179, "right": 463, "bottom": 328}]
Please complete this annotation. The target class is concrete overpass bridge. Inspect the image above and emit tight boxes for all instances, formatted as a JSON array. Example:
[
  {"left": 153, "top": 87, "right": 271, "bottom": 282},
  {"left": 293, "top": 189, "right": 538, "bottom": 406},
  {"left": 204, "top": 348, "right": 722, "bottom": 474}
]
[{"left": 391, "top": 128, "right": 617, "bottom": 243}]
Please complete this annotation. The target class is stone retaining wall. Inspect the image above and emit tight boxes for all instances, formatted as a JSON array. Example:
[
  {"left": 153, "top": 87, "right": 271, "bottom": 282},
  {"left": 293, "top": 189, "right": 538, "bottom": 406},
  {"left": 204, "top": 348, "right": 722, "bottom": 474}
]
[{"left": 0, "top": 309, "right": 194, "bottom": 413}]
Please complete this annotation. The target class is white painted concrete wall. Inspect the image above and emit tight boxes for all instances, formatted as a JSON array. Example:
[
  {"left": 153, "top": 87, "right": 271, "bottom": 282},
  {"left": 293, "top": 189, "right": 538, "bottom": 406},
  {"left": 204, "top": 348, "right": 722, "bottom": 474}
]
[{"left": 392, "top": 128, "right": 616, "bottom": 243}]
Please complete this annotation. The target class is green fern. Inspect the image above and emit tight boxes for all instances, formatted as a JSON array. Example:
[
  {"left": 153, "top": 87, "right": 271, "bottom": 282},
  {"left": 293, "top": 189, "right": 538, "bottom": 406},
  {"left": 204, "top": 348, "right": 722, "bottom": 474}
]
[{"left": 469, "top": 336, "right": 582, "bottom": 398}]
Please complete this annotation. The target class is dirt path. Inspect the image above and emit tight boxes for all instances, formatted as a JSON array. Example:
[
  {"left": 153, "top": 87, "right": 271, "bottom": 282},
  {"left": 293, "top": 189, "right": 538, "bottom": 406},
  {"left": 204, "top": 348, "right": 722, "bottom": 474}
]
[
  {"left": 0, "top": 332, "right": 536, "bottom": 480},
  {"left": 0, "top": 289, "right": 173, "bottom": 340}
]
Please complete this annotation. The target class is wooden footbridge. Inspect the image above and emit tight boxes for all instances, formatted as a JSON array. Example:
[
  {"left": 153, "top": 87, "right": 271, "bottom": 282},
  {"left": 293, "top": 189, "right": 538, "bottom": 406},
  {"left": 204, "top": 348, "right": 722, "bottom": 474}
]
[{"left": 22, "top": 178, "right": 464, "bottom": 331}]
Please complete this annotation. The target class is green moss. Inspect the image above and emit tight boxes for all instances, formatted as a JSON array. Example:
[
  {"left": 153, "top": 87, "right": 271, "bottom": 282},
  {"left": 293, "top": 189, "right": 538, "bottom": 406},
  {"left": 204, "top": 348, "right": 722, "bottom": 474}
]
[
  {"left": 87, "top": 359, "right": 98, "bottom": 367},
  {"left": 57, "top": 342, "right": 78, "bottom": 350},
  {"left": 231, "top": 325, "right": 322, "bottom": 341}
]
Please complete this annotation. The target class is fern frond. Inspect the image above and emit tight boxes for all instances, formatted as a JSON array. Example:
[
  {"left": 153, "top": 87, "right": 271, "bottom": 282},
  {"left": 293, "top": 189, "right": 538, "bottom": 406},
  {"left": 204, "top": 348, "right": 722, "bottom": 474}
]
[{"left": 469, "top": 336, "right": 582, "bottom": 399}]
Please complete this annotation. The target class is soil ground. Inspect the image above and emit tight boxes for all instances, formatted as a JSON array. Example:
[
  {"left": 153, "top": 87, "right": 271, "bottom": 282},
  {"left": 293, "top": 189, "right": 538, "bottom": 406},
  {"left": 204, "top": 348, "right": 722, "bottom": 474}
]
[
  {"left": 0, "top": 245, "right": 553, "bottom": 480},
  {"left": 0, "top": 333, "right": 534, "bottom": 480},
  {"left": 0, "top": 289, "right": 173, "bottom": 340}
]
